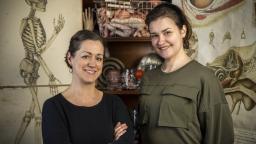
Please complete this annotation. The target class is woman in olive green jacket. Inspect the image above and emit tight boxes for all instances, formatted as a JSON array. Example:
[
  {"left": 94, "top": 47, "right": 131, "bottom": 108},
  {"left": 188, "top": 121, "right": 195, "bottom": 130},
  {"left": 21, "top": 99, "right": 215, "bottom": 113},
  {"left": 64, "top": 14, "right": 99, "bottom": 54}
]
[{"left": 139, "top": 3, "right": 234, "bottom": 144}]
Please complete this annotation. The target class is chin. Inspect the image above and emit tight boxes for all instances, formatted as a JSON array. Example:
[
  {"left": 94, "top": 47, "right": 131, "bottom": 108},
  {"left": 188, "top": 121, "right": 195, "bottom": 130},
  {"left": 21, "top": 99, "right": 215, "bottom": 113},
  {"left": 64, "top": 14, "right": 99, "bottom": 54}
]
[
  {"left": 82, "top": 76, "right": 97, "bottom": 84},
  {"left": 158, "top": 53, "right": 171, "bottom": 60},
  {"left": 83, "top": 80, "right": 96, "bottom": 84}
]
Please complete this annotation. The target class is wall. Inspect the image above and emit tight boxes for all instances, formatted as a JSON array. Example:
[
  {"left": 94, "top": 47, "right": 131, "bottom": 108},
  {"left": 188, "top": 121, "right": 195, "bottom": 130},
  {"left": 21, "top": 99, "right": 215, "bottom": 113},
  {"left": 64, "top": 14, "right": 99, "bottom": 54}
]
[{"left": 0, "top": 0, "right": 82, "bottom": 143}]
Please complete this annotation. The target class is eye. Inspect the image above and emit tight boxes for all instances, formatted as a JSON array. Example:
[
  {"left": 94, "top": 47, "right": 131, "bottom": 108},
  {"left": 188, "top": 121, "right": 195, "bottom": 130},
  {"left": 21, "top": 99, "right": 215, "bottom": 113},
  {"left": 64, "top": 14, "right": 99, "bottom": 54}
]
[
  {"left": 96, "top": 56, "right": 103, "bottom": 62},
  {"left": 150, "top": 34, "right": 158, "bottom": 39},
  {"left": 163, "top": 31, "right": 172, "bottom": 36},
  {"left": 81, "top": 55, "right": 90, "bottom": 59}
]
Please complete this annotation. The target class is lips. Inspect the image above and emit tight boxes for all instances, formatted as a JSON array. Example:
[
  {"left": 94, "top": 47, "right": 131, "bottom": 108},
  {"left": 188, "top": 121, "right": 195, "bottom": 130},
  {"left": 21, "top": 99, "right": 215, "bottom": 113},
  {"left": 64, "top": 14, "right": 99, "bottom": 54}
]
[
  {"left": 158, "top": 46, "right": 169, "bottom": 50},
  {"left": 84, "top": 69, "right": 97, "bottom": 75}
]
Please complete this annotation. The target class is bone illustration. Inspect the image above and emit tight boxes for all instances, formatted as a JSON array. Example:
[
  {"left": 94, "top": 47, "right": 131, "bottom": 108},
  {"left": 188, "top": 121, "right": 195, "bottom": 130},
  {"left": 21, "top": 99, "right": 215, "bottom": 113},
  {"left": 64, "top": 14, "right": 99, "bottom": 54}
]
[{"left": 15, "top": 0, "right": 65, "bottom": 144}]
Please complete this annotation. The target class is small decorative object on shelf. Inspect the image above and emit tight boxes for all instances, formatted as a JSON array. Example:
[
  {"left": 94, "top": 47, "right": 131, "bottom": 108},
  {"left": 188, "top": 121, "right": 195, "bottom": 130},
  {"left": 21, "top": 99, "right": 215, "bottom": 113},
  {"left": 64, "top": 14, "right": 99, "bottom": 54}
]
[
  {"left": 134, "top": 69, "right": 144, "bottom": 88},
  {"left": 137, "top": 53, "right": 163, "bottom": 71},
  {"left": 98, "top": 57, "right": 125, "bottom": 89},
  {"left": 106, "top": 69, "right": 122, "bottom": 91},
  {"left": 121, "top": 69, "right": 138, "bottom": 90},
  {"left": 93, "top": 0, "right": 162, "bottom": 38},
  {"left": 83, "top": 7, "right": 95, "bottom": 31}
]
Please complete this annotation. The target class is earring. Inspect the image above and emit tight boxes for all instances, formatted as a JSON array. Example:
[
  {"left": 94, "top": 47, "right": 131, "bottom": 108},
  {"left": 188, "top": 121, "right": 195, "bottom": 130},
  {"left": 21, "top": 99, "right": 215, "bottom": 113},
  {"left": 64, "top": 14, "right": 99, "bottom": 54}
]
[{"left": 69, "top": 68, "right": 73, "bottom": 73}]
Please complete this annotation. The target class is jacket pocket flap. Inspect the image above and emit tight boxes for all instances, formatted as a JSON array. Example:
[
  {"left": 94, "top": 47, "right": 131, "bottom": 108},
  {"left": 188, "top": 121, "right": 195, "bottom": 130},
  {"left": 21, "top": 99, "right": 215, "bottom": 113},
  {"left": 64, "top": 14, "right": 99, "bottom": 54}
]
[{"left": 161, "top": 84, "right": 198, "bottom": 102}]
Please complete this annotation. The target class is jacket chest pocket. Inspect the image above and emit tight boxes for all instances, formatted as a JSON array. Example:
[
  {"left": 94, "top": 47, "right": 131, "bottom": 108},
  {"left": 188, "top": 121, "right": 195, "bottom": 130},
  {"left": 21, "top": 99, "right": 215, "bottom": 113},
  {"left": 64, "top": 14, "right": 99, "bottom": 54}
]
[
  {"left": 158, "top": 85, "right": 198, "bottom": 129},
  {"left": 139, "top": 85, "right": 155, "bottom": 125}
]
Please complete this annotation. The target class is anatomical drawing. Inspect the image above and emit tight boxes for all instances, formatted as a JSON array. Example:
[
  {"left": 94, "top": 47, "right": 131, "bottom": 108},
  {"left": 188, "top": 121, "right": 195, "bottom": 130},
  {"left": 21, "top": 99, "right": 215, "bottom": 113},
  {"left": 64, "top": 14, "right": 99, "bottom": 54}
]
[
  {"left": 209, "top": 30, "right": 215, "bottom": 49},
  {"left": 185, "top": 31, "right": 199, "bottom": 59},
  {"left": 207, "top": 41, "right": 256, "bottom": 115},
  {"left": 15, "top": 0, "right": 65, "bottom": 144},
  {"left": 241, "top": 28, "right": 246, "bottom": 39},
  {"left": 181, "top": 0, "right": 246, "bottom": 27},
  {"left": 222, "top": 31, "right": 231, "bottom": 43}
]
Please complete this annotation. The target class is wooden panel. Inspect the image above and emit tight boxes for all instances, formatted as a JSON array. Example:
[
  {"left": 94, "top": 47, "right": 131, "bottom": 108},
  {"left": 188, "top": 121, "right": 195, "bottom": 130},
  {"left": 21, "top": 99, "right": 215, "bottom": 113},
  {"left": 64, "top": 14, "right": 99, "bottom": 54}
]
[{"left": 107, "top": 41, "right": 153, "bottom": 68}]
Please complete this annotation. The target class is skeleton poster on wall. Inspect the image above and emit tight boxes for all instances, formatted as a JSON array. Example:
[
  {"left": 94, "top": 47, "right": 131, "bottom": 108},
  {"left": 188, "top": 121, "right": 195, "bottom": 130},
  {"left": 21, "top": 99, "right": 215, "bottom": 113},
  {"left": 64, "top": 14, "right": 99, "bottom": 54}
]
[
  {"left": 173, "top": 0, "right": 256, "bottom": 143},
  {"left": 0, "top": 0, "right": 82, "bottom": 144},
  {"left": 16, "top": 0, "right": 65, "bottom": 143}
]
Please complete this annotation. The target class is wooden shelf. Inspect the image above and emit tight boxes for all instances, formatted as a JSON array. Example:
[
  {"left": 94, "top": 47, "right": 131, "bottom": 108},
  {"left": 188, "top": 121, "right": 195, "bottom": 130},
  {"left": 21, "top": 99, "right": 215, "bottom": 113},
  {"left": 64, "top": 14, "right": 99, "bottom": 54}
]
[{"left": 105, "top": 37, "right": 151, "bottom": 42}]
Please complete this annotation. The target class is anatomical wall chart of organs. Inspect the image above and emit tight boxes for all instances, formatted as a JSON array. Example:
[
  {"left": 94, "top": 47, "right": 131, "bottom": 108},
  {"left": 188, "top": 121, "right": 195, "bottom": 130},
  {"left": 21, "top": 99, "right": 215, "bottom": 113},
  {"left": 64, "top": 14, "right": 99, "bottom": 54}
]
[
  {"left": 15, "top": 0, "right": 65, "bottom": 144},
  {"left": 207, "top": 41, "right": 256, "bottom": 124},
  {"left": 207, "top": 42, "right": 256, "bottom": 143},
  {"left": 182, "top": 0, "right": 246, "bottom": 27}
]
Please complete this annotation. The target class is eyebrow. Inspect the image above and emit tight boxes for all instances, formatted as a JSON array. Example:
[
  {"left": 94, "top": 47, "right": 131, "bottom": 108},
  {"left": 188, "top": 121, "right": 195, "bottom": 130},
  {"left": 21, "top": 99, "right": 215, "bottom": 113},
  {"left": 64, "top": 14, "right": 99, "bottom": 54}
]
[
  {"left": 80, "top": 51, "right": 104, "bottom": 57},
  {"left": 150, "top": 28, "right": 172, "bottom": 35}
]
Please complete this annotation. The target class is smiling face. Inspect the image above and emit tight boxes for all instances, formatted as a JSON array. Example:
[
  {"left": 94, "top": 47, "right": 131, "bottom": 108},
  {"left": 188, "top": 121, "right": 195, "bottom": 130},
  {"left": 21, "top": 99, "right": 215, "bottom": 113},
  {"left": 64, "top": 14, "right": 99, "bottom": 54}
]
[
  {"left": 149, "top": 17, "right": 187, "bottom": 60},
  {"left": 68, "top": 40, "right": 104, "bottom": 84}
]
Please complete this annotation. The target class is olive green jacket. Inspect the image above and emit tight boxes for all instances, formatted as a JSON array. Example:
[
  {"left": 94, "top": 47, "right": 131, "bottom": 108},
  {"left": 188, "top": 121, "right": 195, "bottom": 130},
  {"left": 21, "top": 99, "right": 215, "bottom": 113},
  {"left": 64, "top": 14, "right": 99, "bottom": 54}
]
[{"left": 139, "top": 60, "right": 234, "bottom": 144}]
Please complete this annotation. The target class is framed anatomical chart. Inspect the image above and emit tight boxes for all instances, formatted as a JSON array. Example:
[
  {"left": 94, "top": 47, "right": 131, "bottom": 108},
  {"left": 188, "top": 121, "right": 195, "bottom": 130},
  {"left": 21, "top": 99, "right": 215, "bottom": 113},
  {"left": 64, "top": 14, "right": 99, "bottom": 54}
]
[{"left": 0, "top": 0, "right": 82, "bottom": 144}]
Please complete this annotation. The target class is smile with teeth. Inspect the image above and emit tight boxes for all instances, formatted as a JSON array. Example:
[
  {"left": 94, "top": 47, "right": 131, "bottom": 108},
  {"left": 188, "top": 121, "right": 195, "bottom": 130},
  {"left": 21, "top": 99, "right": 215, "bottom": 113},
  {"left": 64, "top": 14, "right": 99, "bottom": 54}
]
[
  {"left": 84, "top": 69, "right": 97, "bottom": 74},
  {"left": 158, "top": 46, "right": 170, "bottom": 50}
]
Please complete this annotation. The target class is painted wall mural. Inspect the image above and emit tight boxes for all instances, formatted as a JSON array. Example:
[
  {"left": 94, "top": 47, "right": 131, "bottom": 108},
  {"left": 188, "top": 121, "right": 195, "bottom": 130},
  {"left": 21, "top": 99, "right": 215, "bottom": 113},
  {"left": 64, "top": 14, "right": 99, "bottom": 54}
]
[
  {"left": 182, "top": 0, "right": 246, "bottom": 27},
  {"left": 0, "top": 0, "right": 82, "bottom": 144},
  {"left": 15, "top": 0, "right": 65, "bottom": 144},
  {"left": 208, "top": 42, "right": 256, "bottom": 114},
  {"left": 173, "top": 0, "right": 256, "bottom": 143}
]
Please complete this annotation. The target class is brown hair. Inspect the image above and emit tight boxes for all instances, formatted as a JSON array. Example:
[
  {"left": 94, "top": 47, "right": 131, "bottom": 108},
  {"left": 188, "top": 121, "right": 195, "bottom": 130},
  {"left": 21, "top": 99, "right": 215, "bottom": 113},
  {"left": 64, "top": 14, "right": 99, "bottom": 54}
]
[
  {"left": 65, "top": 30, "right": 105, "bottom": 69},
  {"left": 146, "top": 3, "right": 192, "bottom": 49}
]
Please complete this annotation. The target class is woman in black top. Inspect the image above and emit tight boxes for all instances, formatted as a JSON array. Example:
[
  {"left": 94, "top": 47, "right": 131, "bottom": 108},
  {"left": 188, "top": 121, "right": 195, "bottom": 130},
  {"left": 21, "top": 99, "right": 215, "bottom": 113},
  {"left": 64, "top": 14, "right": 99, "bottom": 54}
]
[{"left": 42, "top": 30, "right": 134, "bottom": 144}]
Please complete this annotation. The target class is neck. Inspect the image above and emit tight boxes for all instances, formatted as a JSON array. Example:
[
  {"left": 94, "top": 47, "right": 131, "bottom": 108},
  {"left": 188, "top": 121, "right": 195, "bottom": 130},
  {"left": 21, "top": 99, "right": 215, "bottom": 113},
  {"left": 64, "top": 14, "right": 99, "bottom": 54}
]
[
  {"left": 29, "top": 7, "right": 36, "bottom": 17},
  {"left": 65, "top": 77, "right": 99, "bottom": 99},
  {"left": 162, "top": 52, "right": 192, "bottom": 73}
]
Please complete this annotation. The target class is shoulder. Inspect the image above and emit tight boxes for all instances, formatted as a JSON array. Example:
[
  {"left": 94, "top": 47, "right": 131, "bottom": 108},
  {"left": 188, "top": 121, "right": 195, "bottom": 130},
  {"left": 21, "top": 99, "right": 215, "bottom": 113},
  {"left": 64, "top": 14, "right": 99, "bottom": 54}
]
[
  {"left": 43, "top": 93, "right": 64, "bottom": 109},
  {"left": 190, "top": 61, "right": 217, "bottom": 80}
]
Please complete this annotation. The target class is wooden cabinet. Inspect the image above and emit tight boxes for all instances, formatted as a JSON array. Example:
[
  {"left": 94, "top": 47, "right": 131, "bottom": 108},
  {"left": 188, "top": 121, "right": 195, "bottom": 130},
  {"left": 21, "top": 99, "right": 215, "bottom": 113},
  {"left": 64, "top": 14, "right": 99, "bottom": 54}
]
[
  {"left": 83, "top": 0, "right": 154, "bottom": 109},
  {"left": 104, "top": 38, "right": 153, "bottom": 109}
]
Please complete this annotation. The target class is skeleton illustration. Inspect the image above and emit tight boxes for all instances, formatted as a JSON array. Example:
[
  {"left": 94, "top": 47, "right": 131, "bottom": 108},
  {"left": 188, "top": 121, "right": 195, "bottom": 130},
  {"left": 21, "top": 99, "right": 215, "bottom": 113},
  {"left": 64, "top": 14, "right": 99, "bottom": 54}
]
[
  {"left": 207, "top": 41, "right": 256, "bottom": 114},
  {"left": 15, "top": 0, "right": 65, "bottom": 143}
]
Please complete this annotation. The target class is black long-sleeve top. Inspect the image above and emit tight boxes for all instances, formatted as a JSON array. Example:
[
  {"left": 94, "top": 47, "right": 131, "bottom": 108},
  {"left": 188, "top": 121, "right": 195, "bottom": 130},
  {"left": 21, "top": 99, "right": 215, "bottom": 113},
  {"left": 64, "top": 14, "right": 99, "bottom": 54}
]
[{"left": 42, "top": 93, "right": 134, "bottom": 144}]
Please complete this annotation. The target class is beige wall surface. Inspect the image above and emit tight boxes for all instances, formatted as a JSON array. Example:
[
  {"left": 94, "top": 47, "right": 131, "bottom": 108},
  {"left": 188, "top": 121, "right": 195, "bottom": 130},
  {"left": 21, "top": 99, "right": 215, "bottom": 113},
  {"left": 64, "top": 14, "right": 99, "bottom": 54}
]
[{"left": 0, "top": 0, "right": 82, "bottom": 143}]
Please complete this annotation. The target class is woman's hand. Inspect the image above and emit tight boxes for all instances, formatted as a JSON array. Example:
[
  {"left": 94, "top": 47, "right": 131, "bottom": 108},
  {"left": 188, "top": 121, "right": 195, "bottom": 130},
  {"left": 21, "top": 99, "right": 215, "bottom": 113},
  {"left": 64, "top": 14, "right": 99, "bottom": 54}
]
[{"left": 114, "top": 122, "right": 128, "bottom": 140}]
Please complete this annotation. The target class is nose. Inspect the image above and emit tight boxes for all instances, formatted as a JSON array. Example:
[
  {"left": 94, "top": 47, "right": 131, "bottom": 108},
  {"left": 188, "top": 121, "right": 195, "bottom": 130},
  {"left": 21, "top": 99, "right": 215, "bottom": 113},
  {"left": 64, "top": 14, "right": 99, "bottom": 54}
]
[
  {"left": 157, "top": 34, "right": 165, "bottom": 46},
  {"left": 88, "top": 57, "right": 97, "bottom": 67}
]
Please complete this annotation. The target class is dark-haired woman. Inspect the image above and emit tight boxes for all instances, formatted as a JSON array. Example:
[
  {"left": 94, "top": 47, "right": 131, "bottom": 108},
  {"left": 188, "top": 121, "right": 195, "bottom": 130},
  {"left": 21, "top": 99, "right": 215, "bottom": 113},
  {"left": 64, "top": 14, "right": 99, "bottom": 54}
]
[
  {"left": 42, "top": 30, "right": 134, "bottom": 144},
  {"left": 139, "top": 3, "right": 234, "bottom": 144}
]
